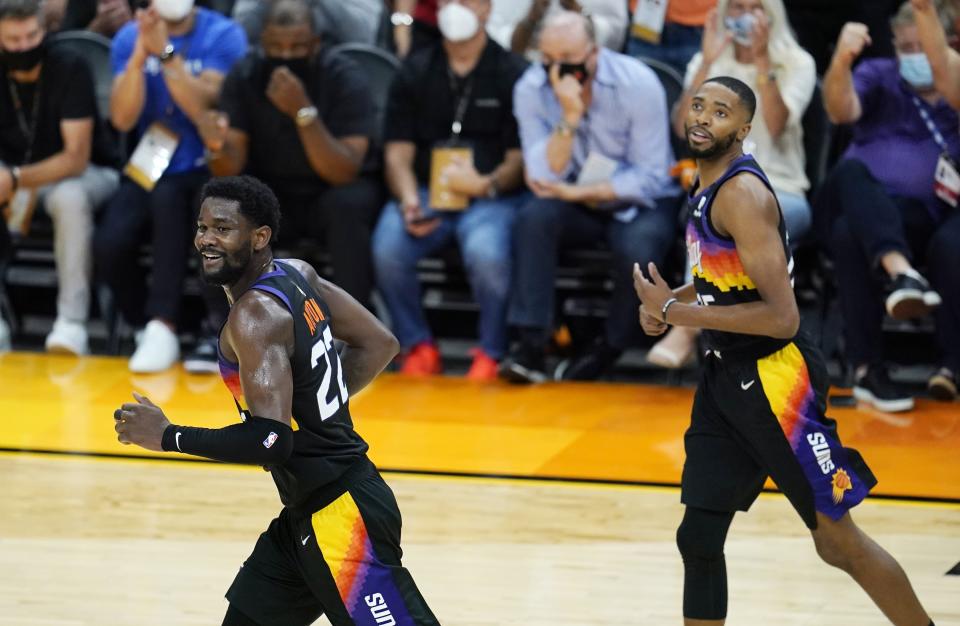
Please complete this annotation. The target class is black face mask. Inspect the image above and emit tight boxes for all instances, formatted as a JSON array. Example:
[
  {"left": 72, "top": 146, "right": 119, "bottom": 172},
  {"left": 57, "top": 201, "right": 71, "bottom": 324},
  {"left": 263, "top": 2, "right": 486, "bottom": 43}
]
[
  {"left": 260, "top": 54, "right": 312, "bottom": 90},
  {"left": 542, "top": 61, "right": 589, "bottom": 84},
  {"left": 1, "top": 38, "right": 46, "bottom": 72}
]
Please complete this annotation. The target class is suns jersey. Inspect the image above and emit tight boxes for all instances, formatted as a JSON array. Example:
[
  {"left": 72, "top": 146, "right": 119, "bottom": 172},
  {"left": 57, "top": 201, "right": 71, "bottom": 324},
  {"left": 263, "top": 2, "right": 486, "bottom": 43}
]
[
  {"left": 218, "top": 259, "right": 369, "bottom": 507},
  {"left": 685, "top": 154, "right": 796, "bottom": 358}
]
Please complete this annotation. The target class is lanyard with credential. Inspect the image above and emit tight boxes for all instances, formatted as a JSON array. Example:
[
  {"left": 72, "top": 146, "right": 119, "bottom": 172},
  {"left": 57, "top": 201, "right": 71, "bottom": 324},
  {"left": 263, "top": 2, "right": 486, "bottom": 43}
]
[
  {"left": 447, "top": 68, "right": 474, "bottom": 143},
  {"left": 7, "top": 76, "right": 42, "bottom": 165},
  {"left": 911, "top": 95, "right": 953, "bottom": 160}
]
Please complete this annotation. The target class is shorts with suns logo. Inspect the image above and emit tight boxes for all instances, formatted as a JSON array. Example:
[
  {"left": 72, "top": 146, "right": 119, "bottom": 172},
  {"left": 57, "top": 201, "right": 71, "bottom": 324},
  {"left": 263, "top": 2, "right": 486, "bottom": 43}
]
[
  {"left": 681, "top": 334, "right": 877, "bottom": 529},
  {"left": 225, "top": 459, "right": 439, "bottom": 626}
]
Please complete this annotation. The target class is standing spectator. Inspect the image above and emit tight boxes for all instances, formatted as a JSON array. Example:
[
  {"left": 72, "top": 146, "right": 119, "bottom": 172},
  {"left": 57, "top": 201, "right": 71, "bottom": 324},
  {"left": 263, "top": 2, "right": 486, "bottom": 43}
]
[
  {"left": 95, "top": 0, "right": 246, "bottom": 373},
  {"left": 488, "top": 0, "right": 628, "bottom": 60},
  {"left": 500, "top": 11, "right": 678, "bottom": 383},
  {"left": 653, "top": 0, "right": 815, "bottom": 370},
  {"left": 373, "top": 0, "right": 528, "bottom": 380},
  {"left": 231, "top": 0, "right": 383, "bottom": 46},
  {"left": 0, "top": 0, "right": 120, "bottom": 355},
  {"left": 626, "top": 0, "right": 716, "bottom": 75},
  {"left": 820, "top": 3, "right": 960, "bottom": 408},
  {"left": 200, "top": 0, "right": 380, "bottom": 309}
]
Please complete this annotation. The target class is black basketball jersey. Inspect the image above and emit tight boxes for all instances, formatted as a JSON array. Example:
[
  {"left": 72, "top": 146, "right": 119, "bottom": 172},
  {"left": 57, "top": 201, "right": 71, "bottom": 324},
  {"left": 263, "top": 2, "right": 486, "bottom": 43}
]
[
  {"left": 218, "top": 259, "right": 369, "bottom": 507},
  {"left": 685, "top": 154, "right": 796, "bottom": 358}
]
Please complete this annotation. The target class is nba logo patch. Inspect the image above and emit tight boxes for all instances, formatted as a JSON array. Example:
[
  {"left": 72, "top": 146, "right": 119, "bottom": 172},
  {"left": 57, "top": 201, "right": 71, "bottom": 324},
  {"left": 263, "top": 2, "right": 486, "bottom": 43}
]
[{"left": 263, "top": 432, "right": 278, "bottom": 449}]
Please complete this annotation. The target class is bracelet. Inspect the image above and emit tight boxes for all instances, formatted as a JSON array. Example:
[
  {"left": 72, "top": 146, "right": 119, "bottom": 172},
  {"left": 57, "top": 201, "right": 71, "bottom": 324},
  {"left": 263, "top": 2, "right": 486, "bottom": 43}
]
[
  {"left": 9, "top": 166, "right": 20, "bottom": 191},
  {"left": 661, "top": 297, "right": 679, "bottom": 323}
]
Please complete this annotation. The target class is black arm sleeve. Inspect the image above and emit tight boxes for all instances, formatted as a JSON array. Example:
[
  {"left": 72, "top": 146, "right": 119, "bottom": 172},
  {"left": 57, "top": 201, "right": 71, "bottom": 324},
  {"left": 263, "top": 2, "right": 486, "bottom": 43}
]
[{"left": 161, "top": 416, "right": 293, "bottom": 465}]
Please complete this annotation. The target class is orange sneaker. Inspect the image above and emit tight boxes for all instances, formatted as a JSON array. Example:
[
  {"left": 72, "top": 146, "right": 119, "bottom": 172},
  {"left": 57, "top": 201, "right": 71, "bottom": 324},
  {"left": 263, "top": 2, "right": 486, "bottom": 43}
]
[
  {"left": 465, "top": 348, "right": 498, "bottom": 381},
  {"left": 399, "top": 342, "right": 442, "bottom": 376}
]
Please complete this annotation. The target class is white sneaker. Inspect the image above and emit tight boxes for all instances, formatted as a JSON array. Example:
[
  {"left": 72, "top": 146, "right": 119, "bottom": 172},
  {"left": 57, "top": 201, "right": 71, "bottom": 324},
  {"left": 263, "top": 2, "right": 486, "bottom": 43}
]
[
  {"left": 0, "top": 317, "right": 10, "bottom": 353},
  {"left": 45, "top": 319, "right": 89, "bottom": 356},
  {"left": 129, "top": 320, "right": 180, "bottom": 373}
]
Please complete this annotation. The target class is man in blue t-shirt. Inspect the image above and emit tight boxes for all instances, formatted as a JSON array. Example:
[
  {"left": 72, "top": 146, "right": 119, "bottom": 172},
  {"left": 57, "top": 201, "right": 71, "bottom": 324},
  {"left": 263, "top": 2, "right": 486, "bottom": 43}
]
[{"left": 94, "top": 0, "right": 246, "bottom": 374}]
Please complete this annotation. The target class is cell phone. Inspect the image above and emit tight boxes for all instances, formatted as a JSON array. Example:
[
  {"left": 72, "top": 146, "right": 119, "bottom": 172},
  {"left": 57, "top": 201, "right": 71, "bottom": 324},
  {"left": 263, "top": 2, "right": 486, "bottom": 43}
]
[{"left": 408, "top": 214, "right": 438, "bottom": 225}]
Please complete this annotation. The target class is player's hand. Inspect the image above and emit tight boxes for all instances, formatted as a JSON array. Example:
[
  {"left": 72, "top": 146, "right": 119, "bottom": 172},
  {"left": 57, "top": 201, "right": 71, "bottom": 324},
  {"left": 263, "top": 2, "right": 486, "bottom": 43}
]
[
  {"left": 113, "top": 392, "right": 170, "bottom": 452},
  {"left": 639, "top": 305, "right": 668, "bottom": 336},
  {"left": 633, "top": 262, "right": 674, "bottom": 322},
  {"left": 266, "top": 66, "right": 312, "bottom": 120},
  {"left": 833, "top": 23, "right": 871, "bottom": 68}
]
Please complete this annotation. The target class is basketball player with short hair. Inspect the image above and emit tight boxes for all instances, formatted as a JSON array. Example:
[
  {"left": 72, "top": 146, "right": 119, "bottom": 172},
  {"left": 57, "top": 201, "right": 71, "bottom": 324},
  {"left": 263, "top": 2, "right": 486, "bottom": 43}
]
[
  {"left": 113, "top": 175, "right": 438, "bottom": 626},
  {"left": 633, "top": 77, "right": 935, "bottom": 625}
]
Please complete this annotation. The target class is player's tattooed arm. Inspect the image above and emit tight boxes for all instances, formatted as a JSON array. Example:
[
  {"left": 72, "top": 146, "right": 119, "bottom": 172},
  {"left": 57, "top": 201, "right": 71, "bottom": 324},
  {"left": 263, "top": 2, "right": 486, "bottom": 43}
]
[
  {"left": 652, "top": 175, "right": 800, "bottom": 338},
  {"left": 286, "top": 259, "right": 400, "bottom": 395}
]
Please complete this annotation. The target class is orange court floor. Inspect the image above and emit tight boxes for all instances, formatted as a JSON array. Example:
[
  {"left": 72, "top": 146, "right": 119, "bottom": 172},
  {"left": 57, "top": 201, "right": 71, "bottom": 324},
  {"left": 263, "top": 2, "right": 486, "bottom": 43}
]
[{"left": 0, "top": 351, "right": 957, "bottom": 501}]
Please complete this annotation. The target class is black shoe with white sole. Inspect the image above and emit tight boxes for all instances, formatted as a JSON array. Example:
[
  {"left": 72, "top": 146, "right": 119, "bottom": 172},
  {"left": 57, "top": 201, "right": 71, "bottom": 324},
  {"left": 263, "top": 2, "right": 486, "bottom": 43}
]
[
  {"left": 885, "top": 273, "right": 941, "bottom": 320},
  {"left": 853, "top": 365, "right": 914, "bottom": 412},
  {"left": 928, "top": 368, "right": 957, "bottom": 402},
  {"left": 498, "top": 342, "right": 548, "bottom": 384},
  {"left": 183, "top": 336, "right": 220, "bottom": 375}
]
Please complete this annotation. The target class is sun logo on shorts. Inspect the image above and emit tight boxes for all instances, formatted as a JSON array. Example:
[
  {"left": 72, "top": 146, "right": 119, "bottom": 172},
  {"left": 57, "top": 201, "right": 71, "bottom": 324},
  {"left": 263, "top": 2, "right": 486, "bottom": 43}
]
[{"left": 831, "top": 468, "right": 853, "bottom": 504}]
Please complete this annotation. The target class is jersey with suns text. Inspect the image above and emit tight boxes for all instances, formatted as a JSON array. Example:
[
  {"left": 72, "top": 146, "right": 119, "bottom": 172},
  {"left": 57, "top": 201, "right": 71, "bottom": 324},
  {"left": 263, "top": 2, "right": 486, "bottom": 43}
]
[
  {"left": 685, "top": 154, "right": 796, "bottom": 358},
  {"left": 218, "top": 259, "right": 368, "bottom": 507}
]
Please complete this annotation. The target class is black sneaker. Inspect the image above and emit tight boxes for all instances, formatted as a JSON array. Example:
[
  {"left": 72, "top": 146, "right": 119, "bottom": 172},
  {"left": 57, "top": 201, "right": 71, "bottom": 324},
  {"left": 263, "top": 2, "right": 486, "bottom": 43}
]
[
  {"left": 554, "top": 341, "right": 622, "bottom": 381},
  {"left": 928, "top": 367, "right": 957, "bottom": 402},
  {"left": 183, "top": 336, "right": 220, "bottom": 375},
  {"left": 498, "top": 341, "right": 547, "bottom": 384},
  {"left": 885, "top": 272, "right": 941, "bottom": 320},
  {"left": 853, "top": 365, "right": 915, "bottom": 412}
]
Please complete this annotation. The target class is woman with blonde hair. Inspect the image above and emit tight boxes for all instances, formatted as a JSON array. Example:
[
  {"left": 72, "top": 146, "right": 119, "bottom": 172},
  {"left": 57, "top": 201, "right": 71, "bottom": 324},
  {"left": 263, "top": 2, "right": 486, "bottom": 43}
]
[{"left": 651, "top": 0, "right": 816, "bottom": 369}]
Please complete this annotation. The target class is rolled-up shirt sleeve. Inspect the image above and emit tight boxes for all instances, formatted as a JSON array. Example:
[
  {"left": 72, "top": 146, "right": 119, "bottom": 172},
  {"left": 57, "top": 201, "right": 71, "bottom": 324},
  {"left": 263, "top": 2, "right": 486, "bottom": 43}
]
[
  {"left": 608, "top": 73, "right": 674, "bottom": 206},
  {"left": 513, "top": 68, "right": 572, "bottom": 182}
]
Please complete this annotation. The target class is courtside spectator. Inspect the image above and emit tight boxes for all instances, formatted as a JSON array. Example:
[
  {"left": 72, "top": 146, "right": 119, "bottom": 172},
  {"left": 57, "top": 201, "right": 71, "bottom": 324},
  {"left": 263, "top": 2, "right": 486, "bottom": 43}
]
[
  {"left": 501, "top": 11, "right": 677, "bottom": 384},
  {"left": 820, "top": 2, "right": 960, "bottom": 407},
  {"left": 0, "top": 0, "right": 120, "bottom": 355},
  {"left": 95, "top": 0, "right": 246, "bottom": 373},
  {"left": 373, "top": 0, "right": 527, "bottom": 380},
  {"left": 200, "top": 0, "right": 380, "bottom": 309}
]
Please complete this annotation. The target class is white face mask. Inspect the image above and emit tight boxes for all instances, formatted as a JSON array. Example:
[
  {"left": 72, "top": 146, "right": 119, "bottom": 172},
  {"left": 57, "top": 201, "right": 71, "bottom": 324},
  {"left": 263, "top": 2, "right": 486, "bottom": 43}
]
[
  {"left": 154, "top": 0, "right": 195, "bottom": 22},
  {"left": 437, "top": 2, "right": 480, "bottom": 43}
]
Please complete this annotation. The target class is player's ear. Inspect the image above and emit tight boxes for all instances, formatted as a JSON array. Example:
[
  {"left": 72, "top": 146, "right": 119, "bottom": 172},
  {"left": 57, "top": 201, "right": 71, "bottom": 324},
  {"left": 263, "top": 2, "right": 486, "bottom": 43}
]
[
  {"left": 737, "top": 122, "right": 752, "bottom": 143},
  {"left": 253, "top": 225, "right": 272, "bottom": 251}
]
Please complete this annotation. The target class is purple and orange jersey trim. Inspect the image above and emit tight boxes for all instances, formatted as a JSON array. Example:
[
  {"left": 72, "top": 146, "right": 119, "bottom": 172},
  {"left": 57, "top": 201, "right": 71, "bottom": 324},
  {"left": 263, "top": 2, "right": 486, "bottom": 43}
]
[
  {"left": 686, "top": 222, "right": 756, "bottom": 293},
  {"left": 312, "top": 492, "right": 416, "bottom": 625},
  {"left": 757, "top": 343, "right": 871, "bottom": 519}
]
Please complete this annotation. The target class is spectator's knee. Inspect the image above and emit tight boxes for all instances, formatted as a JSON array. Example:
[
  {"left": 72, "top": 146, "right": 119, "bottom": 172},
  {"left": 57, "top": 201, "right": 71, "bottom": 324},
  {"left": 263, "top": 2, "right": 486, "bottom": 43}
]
[
  {"left": 462, "top": 242, "right": 510, "bottom": 296},
  {"left": 514, "top": 198, "right": 560, "bottom": 234},
  {"left": 829, "top": 158, "right": 872, "bottom": 183},
  {"left": 45, "top": 180, "right": 92, "bottom": 221}
]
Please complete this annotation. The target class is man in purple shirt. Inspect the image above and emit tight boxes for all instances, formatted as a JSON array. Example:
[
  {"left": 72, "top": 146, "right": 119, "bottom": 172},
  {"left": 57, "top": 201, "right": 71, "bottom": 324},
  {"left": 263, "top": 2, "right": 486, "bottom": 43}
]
[{"left": 820, "top": 2, "right": 960, "bottom": 409}]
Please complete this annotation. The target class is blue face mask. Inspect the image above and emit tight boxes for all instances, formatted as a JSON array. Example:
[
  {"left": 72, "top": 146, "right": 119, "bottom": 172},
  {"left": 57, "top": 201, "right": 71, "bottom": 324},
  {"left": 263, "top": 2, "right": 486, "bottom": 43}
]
[
  {"left": 724, "top": 13, "right": 756, "bottom": 46},
  {"left": 899, "top": 52, "right": 934, "bottom": 89}
]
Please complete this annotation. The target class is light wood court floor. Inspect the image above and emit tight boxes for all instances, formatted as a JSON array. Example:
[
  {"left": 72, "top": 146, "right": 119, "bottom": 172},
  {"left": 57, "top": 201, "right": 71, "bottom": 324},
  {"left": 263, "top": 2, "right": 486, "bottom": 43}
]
[{"left": 0, "top": 352, "right": 958, "bottom": 624}]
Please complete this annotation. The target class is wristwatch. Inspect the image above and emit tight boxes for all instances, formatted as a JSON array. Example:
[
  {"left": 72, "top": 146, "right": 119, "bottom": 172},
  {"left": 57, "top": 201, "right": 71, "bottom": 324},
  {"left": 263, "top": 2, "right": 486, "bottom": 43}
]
[
  {"left": 9, "top": 166, "right": 20, "bottom": 191},
  {"left": 554, "top": 119, "right": 578, "bottom": 138},
  {"left": 158, "top": 42, "right": 176, "bottom": 64},
  {"left": 391, "top": 11, "right": 413, "bottom": 26},
  {"left": 295, "top": 105, "right": 319, "bottom": 127},
  {"left": 756, "top": 69, "right": 777, "bottom": 87},
  {"left": 486, "top": 176, "right": 499, "bottom": 199}
]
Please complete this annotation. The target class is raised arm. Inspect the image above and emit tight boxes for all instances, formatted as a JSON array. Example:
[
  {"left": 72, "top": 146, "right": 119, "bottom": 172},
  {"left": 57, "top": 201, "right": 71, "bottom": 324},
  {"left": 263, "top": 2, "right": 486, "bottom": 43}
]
[
  {"left": 823, "top": 22, "right": 870, "bottom": 124},
  {"left": 912, "top": 0, "right": 960, "bottom": 109}
]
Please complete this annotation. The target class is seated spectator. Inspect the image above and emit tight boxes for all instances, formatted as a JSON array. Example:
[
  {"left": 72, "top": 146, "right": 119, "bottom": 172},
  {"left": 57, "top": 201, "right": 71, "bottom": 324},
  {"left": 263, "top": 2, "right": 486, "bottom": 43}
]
[
  {"left": 94, "top": 0, "right": 246, "bottom": 373},
  {"left": 199, "top": 0, "right": 380, "bottom": 309},
  {"left": 626, "top": 0, "right": 716, "bottom": 76},
  {"left": 500, "top": 11, "right": 678, "bottom": 383},
  {"left": 820, "top": 3, "right": 960, "bottom": 408},
  {"left": 231, "top": 0, "right": 382, "bottom": 46},
  {"left": 0, "top": 0, "right": 120, "bottom": 355},
  {"left": 59, "top": 0, "right": 232, "bottom": 38},
  {"left": 488, "top": 0, "right": 628, "bottom": 60},
  {"left": 373, "top": 0, "right": 528, "bottom": 380},
  {"left": 653, "top": 0, "right": 815, "bottom": 369}
]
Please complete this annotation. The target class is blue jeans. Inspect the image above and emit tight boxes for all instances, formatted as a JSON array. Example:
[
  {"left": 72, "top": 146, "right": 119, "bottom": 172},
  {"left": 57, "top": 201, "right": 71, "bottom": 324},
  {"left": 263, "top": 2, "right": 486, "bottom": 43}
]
[
  {"left": 776, "top": 189, "right": 812, "bottom": 244},
  {"left": 372, "top": 189, "right": 524, "bottom": 359},
  {"left": 508, "top": 197, "right": 679, "bottom": 349},
  {"left": 626, "top": 22, "right": 704, "bottom": 76}
]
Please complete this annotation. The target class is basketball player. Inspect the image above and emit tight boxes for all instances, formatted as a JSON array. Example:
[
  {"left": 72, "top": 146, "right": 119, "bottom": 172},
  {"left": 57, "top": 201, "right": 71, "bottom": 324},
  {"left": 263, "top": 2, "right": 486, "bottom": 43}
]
[
  {"left": 633, "top": 77, "right": 935, "bottom": 625},
  {"left": 113, "top": 176, "right": 439, "bottom": 626}
]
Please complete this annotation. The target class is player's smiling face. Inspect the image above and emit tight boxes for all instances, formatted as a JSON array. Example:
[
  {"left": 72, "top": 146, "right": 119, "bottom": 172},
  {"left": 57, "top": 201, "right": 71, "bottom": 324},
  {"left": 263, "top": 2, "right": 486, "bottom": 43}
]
[
  {"left": 195, "top": 197, "right": 255, "bottom": 286},
  {"left": 685, "top": 82, "right": 750, "bottom": 159}
]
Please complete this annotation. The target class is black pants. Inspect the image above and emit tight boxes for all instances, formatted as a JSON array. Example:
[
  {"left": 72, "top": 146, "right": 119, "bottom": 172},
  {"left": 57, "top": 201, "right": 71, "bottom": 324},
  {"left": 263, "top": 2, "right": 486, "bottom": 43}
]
[
  {"left": 819, "top": 158, "right": 960, "bottom": 370},
  {"left": 276, "top": 176, "right": 382, "bottom": 310},
  {"left": 93, "top": 170, "right": 226, "bottom": 328}
]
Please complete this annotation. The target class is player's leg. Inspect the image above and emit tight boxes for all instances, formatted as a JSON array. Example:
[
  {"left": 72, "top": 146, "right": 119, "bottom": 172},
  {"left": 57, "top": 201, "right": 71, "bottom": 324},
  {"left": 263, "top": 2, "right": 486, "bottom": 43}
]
[
  {"left": 222, "top": 603, "right": 263, "bottom": 626},
  {"left": 296, "top": 467, "right": 439, "bottom": 625},
  {"left": 811, "top": 512, "right": 932, "bottom": 626},
  {"left": 677, "top": 506, "right": 735, "bottom": 625}
]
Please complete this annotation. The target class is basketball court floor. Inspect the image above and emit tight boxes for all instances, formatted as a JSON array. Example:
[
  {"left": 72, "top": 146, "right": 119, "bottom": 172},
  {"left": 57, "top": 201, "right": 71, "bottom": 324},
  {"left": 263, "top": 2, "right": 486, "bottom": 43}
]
[{"left": 1, "top": 352, "right": 957, "bottom": 625}]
